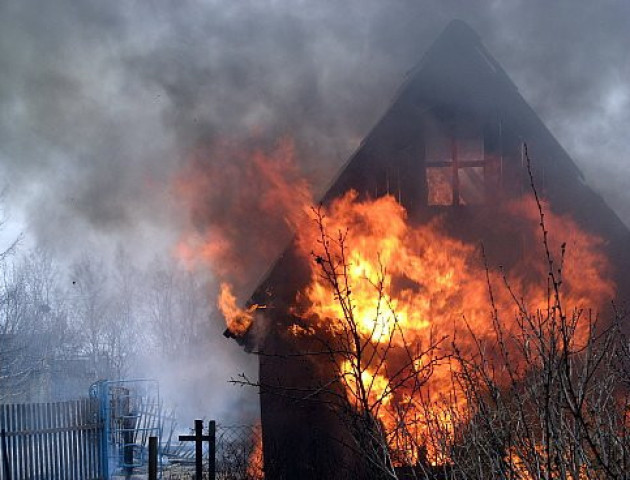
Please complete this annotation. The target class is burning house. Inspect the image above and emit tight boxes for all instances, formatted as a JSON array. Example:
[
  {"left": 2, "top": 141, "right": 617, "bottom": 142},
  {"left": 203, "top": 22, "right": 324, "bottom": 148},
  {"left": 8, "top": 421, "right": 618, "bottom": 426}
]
[{"left": 217, "top": 20, "right": 630, "bottom": 479}]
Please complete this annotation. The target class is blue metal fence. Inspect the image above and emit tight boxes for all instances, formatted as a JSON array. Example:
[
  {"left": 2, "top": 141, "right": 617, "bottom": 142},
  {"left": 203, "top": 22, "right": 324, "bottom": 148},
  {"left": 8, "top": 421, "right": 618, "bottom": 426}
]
[{"left": 90, "top": 379, "right": 162, "bottom": 479}]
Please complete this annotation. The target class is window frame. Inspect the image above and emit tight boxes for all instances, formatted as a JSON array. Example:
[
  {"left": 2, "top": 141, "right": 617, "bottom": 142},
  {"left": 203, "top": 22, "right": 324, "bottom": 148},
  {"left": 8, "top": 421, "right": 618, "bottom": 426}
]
[{"left": 425, "top": 118, "right": 488, "bottom": 206}]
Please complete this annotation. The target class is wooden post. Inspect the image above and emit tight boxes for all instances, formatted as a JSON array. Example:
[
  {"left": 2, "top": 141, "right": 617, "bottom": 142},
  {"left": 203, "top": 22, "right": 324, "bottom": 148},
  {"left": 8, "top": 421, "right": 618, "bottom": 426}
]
[
  {"left": 208, "top": 421, "right": 216, "bottom": 480},
  {"left": 148, "top": 436, "right": 158, "bottom": 480},
  {"left": 194, "top": 420, "right": 203, "bottom": 480},
  {"left": 1, "top": 428, "right": 11, "bottom": 480},
  {"left": 179, "top": 419, "right": 210, "bottom": 480},
  {"left": 451, "top": 133, "right": 459, "bottom": 206}
]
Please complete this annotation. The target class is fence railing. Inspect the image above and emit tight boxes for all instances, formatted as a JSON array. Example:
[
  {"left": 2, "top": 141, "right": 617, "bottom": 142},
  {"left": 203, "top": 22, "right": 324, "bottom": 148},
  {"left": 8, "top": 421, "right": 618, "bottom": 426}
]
[
  {"left": 216, "top": 424, "right": 263, "bottom": 480},
  {"left": 162, "top": 423, "right": 264, "bottom": 480},
  {"left": 0, "top": 398, "right": 261, "bottom": 480},
  {"left": 0, "top": 398, "right": 103, "bottom": 480}
]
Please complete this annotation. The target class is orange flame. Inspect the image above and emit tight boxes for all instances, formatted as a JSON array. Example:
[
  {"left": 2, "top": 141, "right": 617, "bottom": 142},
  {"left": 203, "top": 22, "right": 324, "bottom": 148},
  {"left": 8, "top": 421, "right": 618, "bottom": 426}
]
[
  {"left": 175, "top": 136, "right": 616, "bottom": 469},
  {"left": 217, "top": 283, "right": 263, "bottom": 337},
  {"left": 246, "top": 424, "right": 265, "bottom": 479},
  {"left": 174, "top": 137, "right": 313, "bottom": 333},
  {"left": 174, "top": 137, "right": 313, "bottom": 289},
  {"left": 290, "top": 190, "right": 614, "bottom": 465}
]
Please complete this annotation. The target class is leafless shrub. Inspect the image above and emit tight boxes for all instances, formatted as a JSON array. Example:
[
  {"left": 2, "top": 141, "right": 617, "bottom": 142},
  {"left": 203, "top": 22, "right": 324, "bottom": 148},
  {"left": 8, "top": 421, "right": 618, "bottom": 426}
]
[
  {"left": 428, "top": 146, "right": 630, "bottom": 480},
  {"left": 234, "top": 145, "right": 630, "bottom": 480}
]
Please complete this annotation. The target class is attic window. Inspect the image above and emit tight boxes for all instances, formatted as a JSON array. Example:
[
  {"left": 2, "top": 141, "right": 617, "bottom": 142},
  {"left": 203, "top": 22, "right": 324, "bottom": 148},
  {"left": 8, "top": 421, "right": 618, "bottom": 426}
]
[{"left": 425, "top": 120, "right": 486, "bottom": 206}]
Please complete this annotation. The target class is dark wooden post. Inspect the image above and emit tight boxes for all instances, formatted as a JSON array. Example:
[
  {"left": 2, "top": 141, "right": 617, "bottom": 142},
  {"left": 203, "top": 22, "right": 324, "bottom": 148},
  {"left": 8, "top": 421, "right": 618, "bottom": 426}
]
[
  {"left": 208, "top": 421, "right": 216, "bottom": 480},
  {"left": 1, "top": 429, "right": 11, "bottom": 480},
  {"left": 194, "top": 420, "right": 203, "bottom": 479},
  {"left": 451, "top": 133, "right": 459, "bottom": 206},
  {"left": 148, "top": 436, "right": 158, "bottom": 480},
  {"left": 179, "top": 419, "right": 211, "bottom": 480}
]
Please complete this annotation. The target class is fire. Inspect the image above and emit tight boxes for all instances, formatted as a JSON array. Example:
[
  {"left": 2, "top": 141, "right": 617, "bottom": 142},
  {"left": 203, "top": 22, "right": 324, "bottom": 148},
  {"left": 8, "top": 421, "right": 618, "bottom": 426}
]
[
  {"left": 246, "top": 424, "right": 265, "bottom": 480},
  {"left": 290, "top": 190, "right": 614, "bottom": 465},
  {"left": 295, "top": 191, "right": 485, "bottom": 346},
  {"left": 505, "top": 447, "right": 590, "bottom": 480},
  {"left": 217, "top": 282, "right": 263, "bottom": 337},
  {"left": 176, "top": 138, "right": 617, "bottom": 471},
  {"left": 341, "top": 359, "right": 393, "bottom": 407},
  {"left": 174, "top": 137, "right": 313, "bottom": 289},
  {"left": 297, "top": 190, "right": 613, "bottom": 341},
  {"left": 175, "top": 136, "right": 313, "bottom": 333}
]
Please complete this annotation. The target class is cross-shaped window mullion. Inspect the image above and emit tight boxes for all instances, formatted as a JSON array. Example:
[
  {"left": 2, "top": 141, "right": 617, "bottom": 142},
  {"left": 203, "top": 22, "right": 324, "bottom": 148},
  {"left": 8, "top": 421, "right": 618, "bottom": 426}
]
[{"left": 426, "top": 135, "right": 486, "bottom": 205}]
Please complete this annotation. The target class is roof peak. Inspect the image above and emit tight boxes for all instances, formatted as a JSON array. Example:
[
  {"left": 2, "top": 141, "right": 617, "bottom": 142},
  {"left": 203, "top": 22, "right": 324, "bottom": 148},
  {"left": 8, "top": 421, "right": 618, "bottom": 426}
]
[
  {"left": 441, "top": 19, "right": 480, "bottom": 43},
  {"left": 405, "top": 19, "right": 485, "bottom": 81},
  {"left": 426, "top": 19, "right": 483, "bottom": 59}
]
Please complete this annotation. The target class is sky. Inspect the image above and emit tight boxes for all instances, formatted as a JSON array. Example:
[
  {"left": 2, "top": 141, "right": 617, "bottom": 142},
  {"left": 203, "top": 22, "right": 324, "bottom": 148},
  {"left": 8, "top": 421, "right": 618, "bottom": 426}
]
[{"left": 1, "top": 0, "right": 629, "bottom": 418}]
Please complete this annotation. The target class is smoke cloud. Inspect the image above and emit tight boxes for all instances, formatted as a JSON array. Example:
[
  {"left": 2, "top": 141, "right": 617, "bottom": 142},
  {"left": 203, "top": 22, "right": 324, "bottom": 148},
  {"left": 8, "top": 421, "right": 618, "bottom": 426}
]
[
  {"left": 1, "top": 0, "right": 629, "bottom": 418},
  {"left": 2, "top": 1, "right": 629, "bottom": 252}
]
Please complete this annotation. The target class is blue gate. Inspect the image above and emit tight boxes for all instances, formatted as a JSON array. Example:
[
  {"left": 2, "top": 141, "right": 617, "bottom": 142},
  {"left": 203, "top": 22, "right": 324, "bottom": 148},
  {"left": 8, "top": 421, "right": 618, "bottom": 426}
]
[{"left": 90, "top": 379, "right": 162, "bottom": 479}]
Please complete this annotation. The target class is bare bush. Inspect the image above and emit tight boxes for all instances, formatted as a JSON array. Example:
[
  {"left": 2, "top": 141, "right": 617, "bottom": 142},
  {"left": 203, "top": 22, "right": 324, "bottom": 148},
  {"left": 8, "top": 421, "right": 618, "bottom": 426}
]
[
  {"left": 306, "top": 205, "right": 447, "bottom": 479},
  {"left": 430, "top": 147, "right": 630, "bottom": 480},
  {"left": 233, "top": 146, "right": 629, "bottom": 480}
]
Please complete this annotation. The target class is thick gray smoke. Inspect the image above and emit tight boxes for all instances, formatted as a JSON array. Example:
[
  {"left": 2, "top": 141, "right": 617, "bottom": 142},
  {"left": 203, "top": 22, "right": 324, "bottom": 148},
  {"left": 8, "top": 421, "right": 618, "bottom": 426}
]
[
  {"left": 1, "top": 0, "right": 629, "bottom": 419},
  {"left": 2, "top": 0, "right": 629, "bottom": 254}
]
